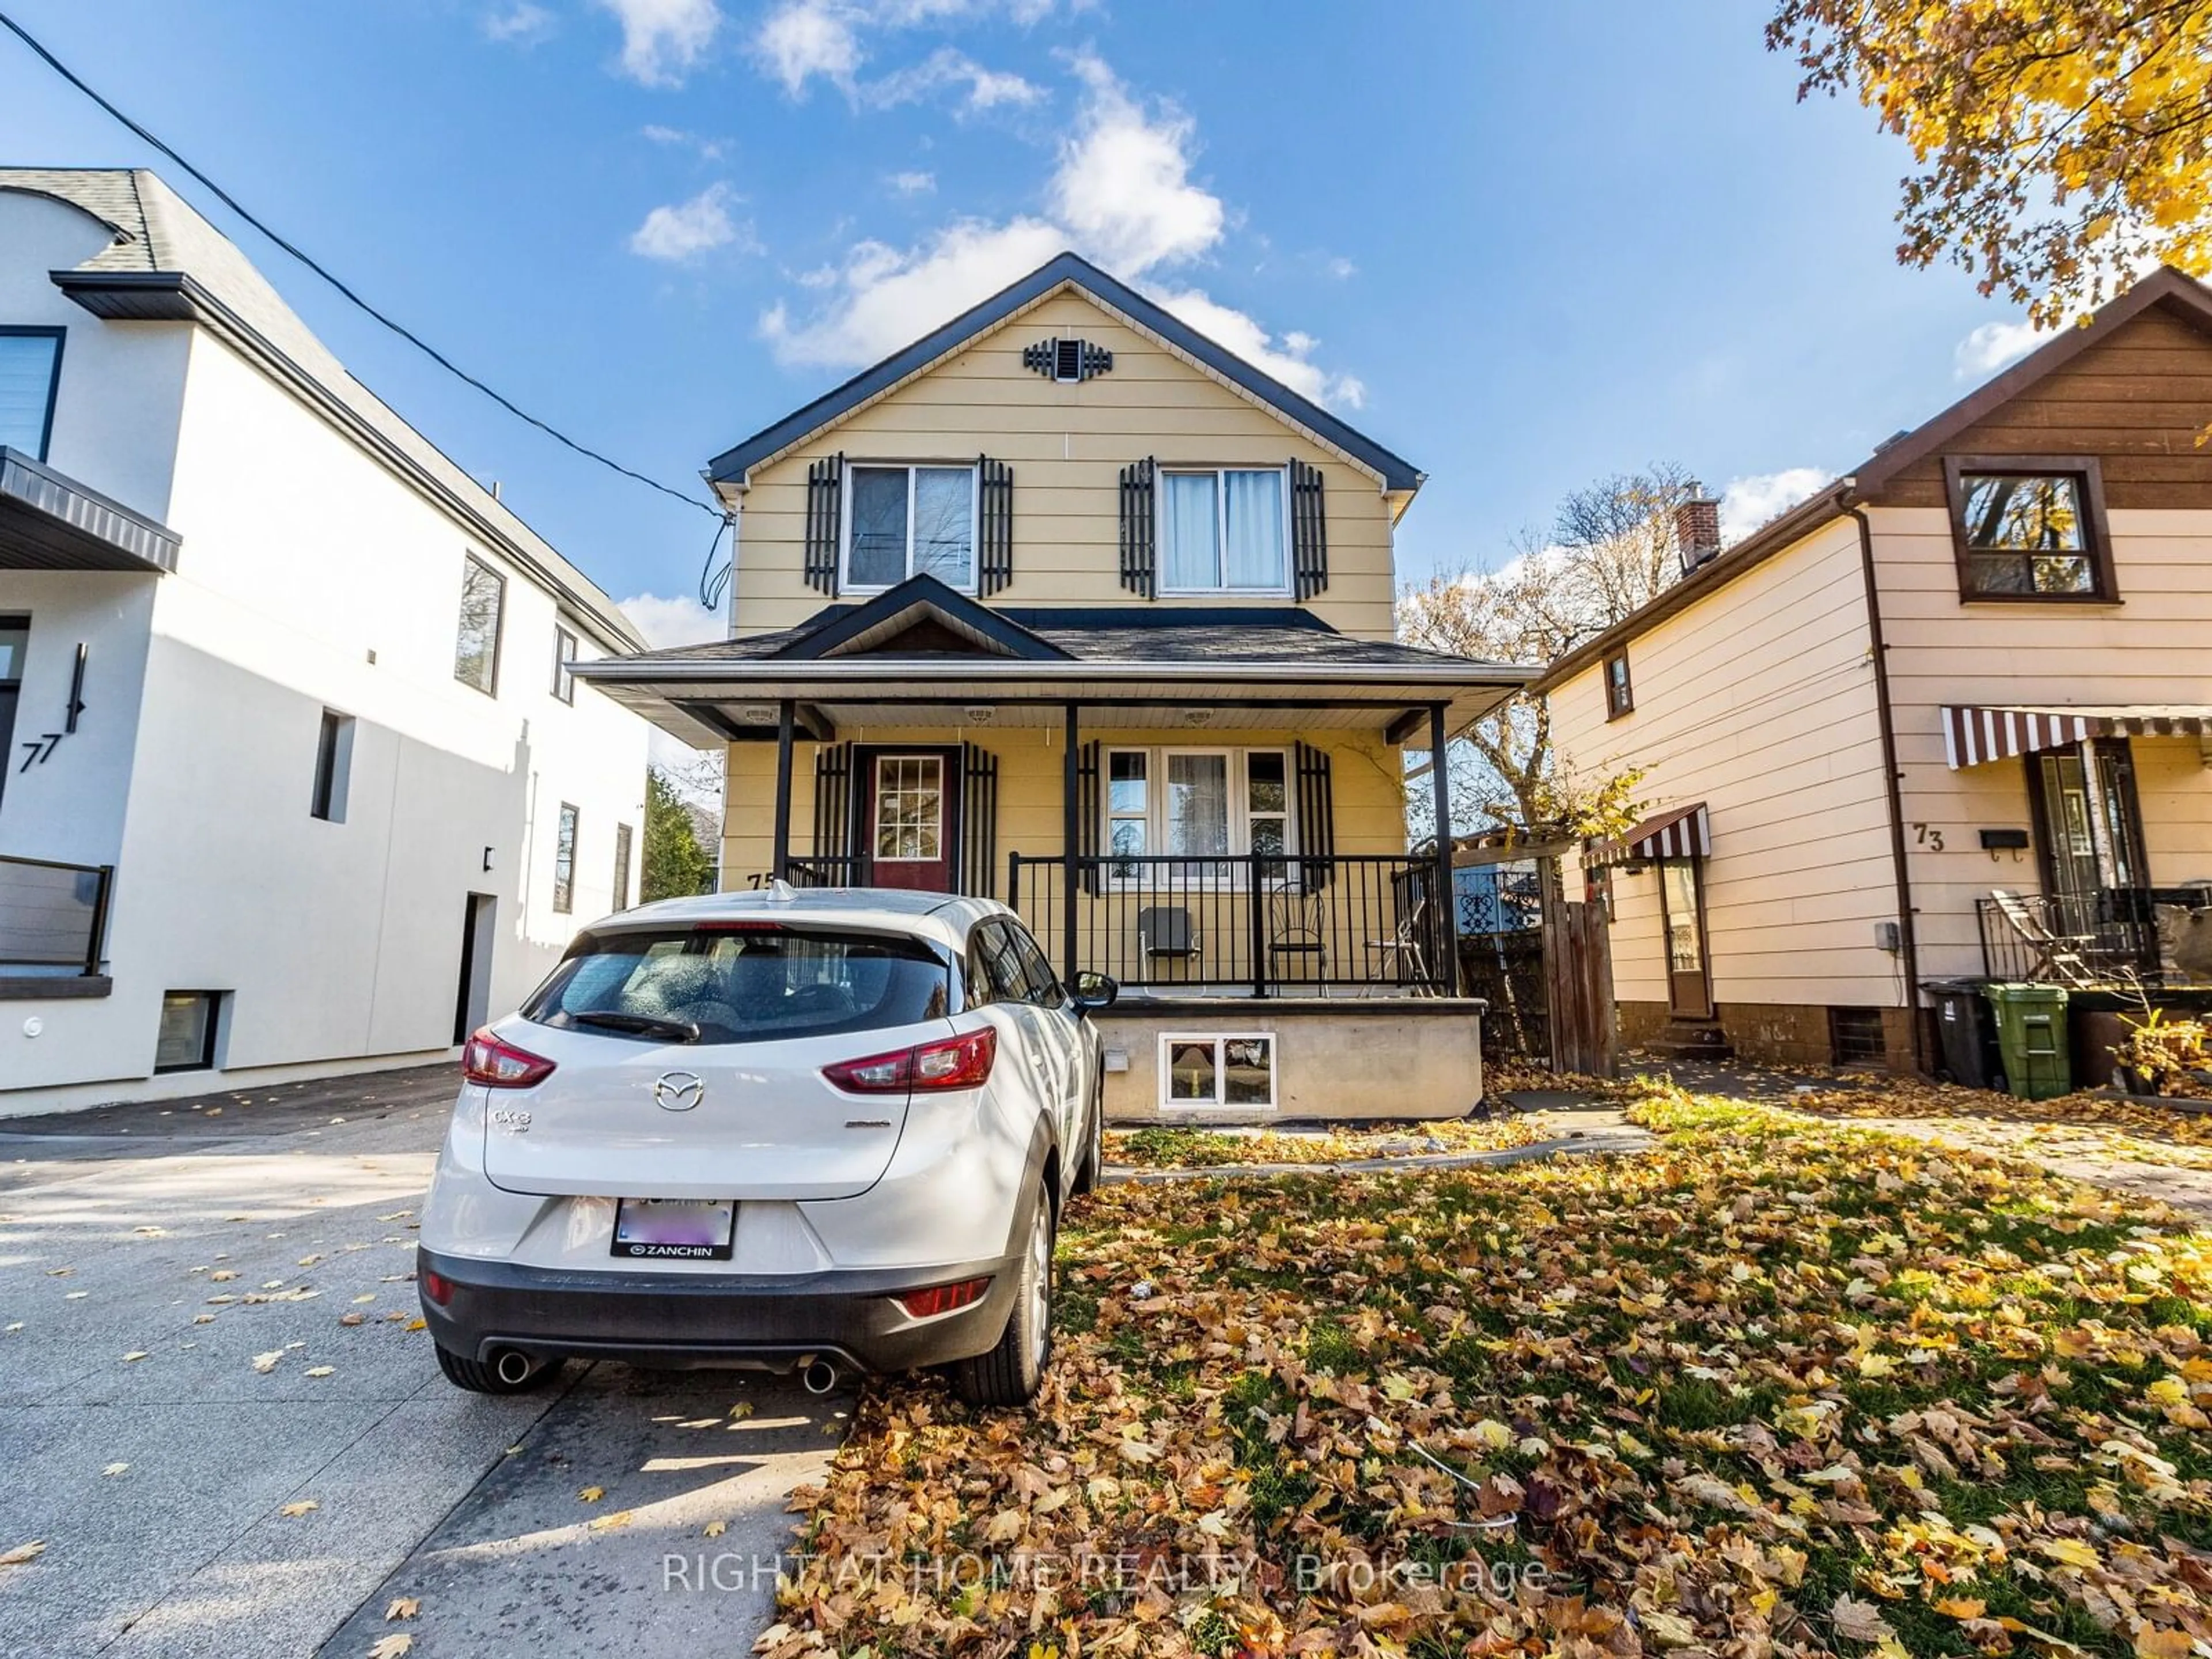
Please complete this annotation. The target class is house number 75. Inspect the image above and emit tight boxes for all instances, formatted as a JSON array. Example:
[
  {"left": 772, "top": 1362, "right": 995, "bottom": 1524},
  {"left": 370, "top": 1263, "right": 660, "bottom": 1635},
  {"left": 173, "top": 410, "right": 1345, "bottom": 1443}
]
[{"left": 1911, "top": 823, "right": 1945, "bottom": 851}]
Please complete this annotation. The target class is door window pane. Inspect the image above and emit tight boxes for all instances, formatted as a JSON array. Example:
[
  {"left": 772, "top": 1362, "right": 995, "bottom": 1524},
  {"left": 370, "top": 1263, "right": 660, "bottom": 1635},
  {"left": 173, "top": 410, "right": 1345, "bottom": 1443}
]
[
  {"left": 849, "top": 468, "right": 909, "bottom": 588},
  {"left": 454, "top": 555, "right": 504, "bottom": 694},
  {"left": 911, "top": 467, "right": 974, "bottom": 586},
  {"left": 1222, "top": 469, "right": 1286, "bottom": 589},
  {"left": 873, "top": 756, "right": 942, "bottom": 862},
  {"left": 1660, "top": 861, "right": 1703, "bottom": 974},
  {"left": 1161, "top": 472, "right": 1219, "bottom": 589},
  {"left": 1165, "top": 753, "right": 1230, "bottom": 857},
  {"left": 554, "top": 803, "right": 578, "bottom": 913},
  {"left": 0, "top": 332, "right": 62, "bottom": 459}
]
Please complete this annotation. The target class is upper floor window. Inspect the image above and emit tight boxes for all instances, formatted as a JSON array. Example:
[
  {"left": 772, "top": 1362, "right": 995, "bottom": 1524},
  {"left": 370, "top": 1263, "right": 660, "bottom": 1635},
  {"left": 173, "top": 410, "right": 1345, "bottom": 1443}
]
[
  {"left": 0, "top": 328, "right": 65, "bottom": 461},
  {"left": 310, "top": 709, "right": 354, "bottom": 823},
  {"left": 1944, "top": 456, "right": 2116, "bottom": 601},
  {"left": 1603, "top": 649, "right": 1633, "bottom": 719},
  {"left": 454, "top": 554, "right": 505, "bottom": 694},
  {"left": 552, "top": 624, "right": 578, "bottom": 704},
  {"left": 1161, "top": 468, "right": 1287, "bottom": 593},
  {"left": 846, "top": 464, "right": 975, "bottom": 591}
]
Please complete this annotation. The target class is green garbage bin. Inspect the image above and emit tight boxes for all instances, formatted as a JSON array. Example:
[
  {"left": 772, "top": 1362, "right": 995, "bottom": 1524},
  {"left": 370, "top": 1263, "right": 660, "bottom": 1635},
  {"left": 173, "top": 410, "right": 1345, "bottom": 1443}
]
[{"left": 1983, "top": 983, "right": 2071, "bottom": 1100}]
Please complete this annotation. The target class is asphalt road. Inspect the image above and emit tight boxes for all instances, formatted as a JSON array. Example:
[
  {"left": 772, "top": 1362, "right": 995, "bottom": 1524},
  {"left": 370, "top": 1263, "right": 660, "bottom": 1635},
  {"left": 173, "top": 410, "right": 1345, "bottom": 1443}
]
[{"left": 0, "top": 1066, "right": 847, "bottom": 1659}]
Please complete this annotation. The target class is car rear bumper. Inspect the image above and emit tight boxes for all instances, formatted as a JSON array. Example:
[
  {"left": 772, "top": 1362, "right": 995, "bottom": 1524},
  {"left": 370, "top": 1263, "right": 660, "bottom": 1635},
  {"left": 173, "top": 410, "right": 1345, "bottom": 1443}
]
[{"left": 415, "top": 1246, "right": 1020, "bottom": 1375}]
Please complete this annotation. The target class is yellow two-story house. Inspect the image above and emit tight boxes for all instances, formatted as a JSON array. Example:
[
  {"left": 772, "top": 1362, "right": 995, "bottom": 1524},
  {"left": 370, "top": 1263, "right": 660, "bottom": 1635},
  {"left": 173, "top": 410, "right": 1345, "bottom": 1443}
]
[{"left": 580, "top": 252, "right": 1528, "bottom": 1120}]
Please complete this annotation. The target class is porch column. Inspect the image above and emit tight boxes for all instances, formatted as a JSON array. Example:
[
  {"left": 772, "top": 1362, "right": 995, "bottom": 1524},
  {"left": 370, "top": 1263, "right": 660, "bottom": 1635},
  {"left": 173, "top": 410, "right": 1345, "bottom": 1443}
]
[
  {"left": 771, "top": 699, "right": 795, "bottom": 882},
  {"left": 1429, "top": 703, "right": 1460, "bottom": 994},
  {"left": 1062, "top": 703, "right": 1080, "bottom": 987}
]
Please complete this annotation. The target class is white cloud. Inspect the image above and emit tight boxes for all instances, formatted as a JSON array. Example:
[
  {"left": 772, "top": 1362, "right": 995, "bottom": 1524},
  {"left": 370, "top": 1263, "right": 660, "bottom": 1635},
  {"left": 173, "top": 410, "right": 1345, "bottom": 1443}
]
[
  {"left": 756, "top": 52, "right": 1363, "bottom": 408},
  {"left": 628, "top": 183, "right": 753, "bottom": 261},
  {"left": 1954, "top": 319, "right": 2043, "bottom": 380},
  {"left": 1325, "top": 256, "right": 1356, "bottom": 280},
  {"left": 483, "top": 2, "right": 553, "bottom": 44},
  {"left": 762, "top": 219, "right": 1066, "bottom": 364},
  {"left": 756, "top": 0, "right": 861, "bottom": 95},
  {"left": 621, "top": 592, "right": 726, "bottom": 649},
  {"left": 1149, "top": 287, "right": 1364, "bottom": 409},
  {"left": 887, "top": 169, "right": 937, "bottom": 195},
  {"left": 597, "top": 0, "right": 722, "bottom": 85},
  {"left": 642, "top": 124, "right": 729, "bottom": 161},
  {"left": 867, "top": 46, "right": 1045, "bottom": 112},
  {"left": 1046, "top": 52, "right": 1221, "bottom": 272},
  {"left": 1718, "top": 467, "right": 1832, "bottom": 543}
]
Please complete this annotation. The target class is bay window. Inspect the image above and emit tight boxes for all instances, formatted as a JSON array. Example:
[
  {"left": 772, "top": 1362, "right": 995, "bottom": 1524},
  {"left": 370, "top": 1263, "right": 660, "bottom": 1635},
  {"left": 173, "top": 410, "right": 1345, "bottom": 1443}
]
[
  {"left": 846, "top": 464, "right": 976, "bottom": 590},
  {"left": 1105, "top": 748, "right": 1294, "bottom": 878},
  {"left": 1160, "top": 467, "right": 1288, "bottom": 592}
]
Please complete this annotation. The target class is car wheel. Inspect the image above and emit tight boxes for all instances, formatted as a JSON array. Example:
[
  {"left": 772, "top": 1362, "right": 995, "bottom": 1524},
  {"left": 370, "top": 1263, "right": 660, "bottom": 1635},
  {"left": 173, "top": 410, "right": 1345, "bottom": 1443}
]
[
  {"left": 953, "top": 1185, "right": 1054, "bottom": 1408},
  {"left": 1071, "top": 1071, "right": 1105, "bottom": 1196},
  {"left": 434, "top": 1342, "right": 560, "bottom": 1395}
]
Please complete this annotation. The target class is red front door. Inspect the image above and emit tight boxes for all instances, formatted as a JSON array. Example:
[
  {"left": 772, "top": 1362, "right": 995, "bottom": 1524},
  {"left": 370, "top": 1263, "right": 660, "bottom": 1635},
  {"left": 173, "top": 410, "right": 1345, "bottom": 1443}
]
[{"left": 866, "top": 752, "right": 953, "bottom": 891}]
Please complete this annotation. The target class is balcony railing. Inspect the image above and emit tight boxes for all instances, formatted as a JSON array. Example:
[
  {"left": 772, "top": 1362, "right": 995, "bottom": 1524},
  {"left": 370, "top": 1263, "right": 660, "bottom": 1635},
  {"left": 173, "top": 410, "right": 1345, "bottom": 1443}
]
[
  {"left": 777, "top": 855, "right": 863, "bottom": 889},
  {"left": 1009, "top": 853, "right": 1453, "bottom": 996},
  {"left": 1975, "top": 888, "right": 2198, "bottom": 986},
  {"left": 0, "top": 854, "right": 113, "bottom": 976}
]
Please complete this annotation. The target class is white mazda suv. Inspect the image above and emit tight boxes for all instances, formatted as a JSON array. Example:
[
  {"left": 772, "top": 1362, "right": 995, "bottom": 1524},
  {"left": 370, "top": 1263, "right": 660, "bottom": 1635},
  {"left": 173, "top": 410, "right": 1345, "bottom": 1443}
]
[{"left": 416, "top": 886, "right": 1111, "bottom": 1407}]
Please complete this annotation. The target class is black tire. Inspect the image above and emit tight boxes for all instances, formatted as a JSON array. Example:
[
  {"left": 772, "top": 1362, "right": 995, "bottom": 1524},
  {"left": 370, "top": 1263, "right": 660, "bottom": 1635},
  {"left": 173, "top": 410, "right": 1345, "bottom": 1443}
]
[
  {"left": 434, "top": 1342, "right": 559, "bottom": 1395},
  {"left": 1070, "top": 1071, "right": 1105, "bottom": 1196},
  {"left": 953, "top": 1186, "right": 1054, "bottom": 1408}
]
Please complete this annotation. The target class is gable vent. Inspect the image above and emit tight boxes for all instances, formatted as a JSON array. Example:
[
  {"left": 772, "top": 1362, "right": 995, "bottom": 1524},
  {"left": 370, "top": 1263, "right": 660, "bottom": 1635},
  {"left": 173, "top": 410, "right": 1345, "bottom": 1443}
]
[{"left": 1022, "top": 336, "right": 1113, "bottom": 384}]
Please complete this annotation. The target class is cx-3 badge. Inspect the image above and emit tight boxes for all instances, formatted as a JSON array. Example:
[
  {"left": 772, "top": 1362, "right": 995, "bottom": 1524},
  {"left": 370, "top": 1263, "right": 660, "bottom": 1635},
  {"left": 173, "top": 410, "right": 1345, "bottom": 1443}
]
[{"left": 653, "top": 1071, "right": 705, "bottom": 1112}]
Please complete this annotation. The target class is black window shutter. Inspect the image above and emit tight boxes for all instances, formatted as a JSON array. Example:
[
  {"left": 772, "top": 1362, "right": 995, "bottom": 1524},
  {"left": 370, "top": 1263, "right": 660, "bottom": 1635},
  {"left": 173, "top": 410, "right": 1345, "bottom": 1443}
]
[
  {"left": 1118, "top": 457, "right": 1156, "bottom": 599},
  {"left": 1293, "top": 741, "right": 1335, "bottom": 888},
  {"left": 1290, "top": 459, "right": 1328, "bottom": 600},
  {"left": 977, "top": 456, "right": 1014, "bottom": 597},
  {"left": 812, "top": 743, "right": 853, "bottom": 872},
  {"left": 960, "top": 741, "right": 999, "bottom": 897},
  {"left": 804, "top": 453, "right": 843, "bottom": 597},
  {"left": 1077, "top": 740, "right": 1101, "bottom": 895}
]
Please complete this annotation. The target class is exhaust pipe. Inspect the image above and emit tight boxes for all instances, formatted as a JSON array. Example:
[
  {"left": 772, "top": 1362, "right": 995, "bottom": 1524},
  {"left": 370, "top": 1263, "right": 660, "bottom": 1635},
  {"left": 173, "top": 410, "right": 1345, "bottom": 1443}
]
[
  {"left": 800, "top": 1358, "right": 839, "bottom": 1395},
  {"left": 494, "top": 1349, "right": 536, "bottom": 1387}
]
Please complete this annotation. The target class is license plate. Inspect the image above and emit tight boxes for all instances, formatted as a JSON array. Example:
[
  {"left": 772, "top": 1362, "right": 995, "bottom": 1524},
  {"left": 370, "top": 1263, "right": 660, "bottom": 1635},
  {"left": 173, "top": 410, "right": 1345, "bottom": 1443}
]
[{"left": 611, "top": 1198, "right": 736, "bottom": 1261}]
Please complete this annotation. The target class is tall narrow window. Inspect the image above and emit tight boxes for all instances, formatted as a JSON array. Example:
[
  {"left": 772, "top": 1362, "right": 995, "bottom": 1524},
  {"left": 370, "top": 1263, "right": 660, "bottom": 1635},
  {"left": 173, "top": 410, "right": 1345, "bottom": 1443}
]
[
  {"left": 612, "top": 822, "right": 634, "bottom": 911},
  {"left": 454, "top": 554, "right": 505, "bottom": 694},
  {"left": 1108, "top": 751, "right": 1149, "bottom": 876},
  {"left": 844, "top": 464, "right": 976, "bottom": 590},
  {"left": 1160, "top": 468, "right": 1287, "bottom": 592},
  {"left": 552, "top": 625, "right": 577, "bottom": 704},
  {"left": 1603, "top": 650, "right": 1633, "bottom": 719},
  {"left": 0, "top": 328, "right": 64, "bottom": 460},
  {"left": 1246, "top": 752, "right": 1289, "bottom": 876},
  {"left": 553, "top": 802, "right": 578, "bottom": 914},
  {"left": 310, "top": 709, "right": 354, "bottom": 822},
  {"left": 0, "top": 615, "right": 25, "bottom": 816}
]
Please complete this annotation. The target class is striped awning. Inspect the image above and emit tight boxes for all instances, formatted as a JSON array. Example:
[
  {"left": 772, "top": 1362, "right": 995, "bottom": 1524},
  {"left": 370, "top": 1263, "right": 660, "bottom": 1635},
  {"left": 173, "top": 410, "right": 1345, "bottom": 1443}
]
[
  {"left": 1942, "top": 704, "right": 2212, "bottom": 770},
  {"left": 1586, "top": 802, "right": 1711, "bottom": 867}
]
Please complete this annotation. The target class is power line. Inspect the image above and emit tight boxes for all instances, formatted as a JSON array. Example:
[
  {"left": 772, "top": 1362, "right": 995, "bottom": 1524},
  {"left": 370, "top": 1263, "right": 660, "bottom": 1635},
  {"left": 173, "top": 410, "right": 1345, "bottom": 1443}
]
[{"left": 0, "top": 7, "right": 721, "bottom": 521}]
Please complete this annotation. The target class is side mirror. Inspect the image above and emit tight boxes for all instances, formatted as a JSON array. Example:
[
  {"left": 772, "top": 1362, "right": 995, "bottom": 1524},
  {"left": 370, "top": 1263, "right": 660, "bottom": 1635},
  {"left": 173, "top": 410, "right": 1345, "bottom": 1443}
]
[{"left": 1071, "top": 971, "right": 1118, "bottom": 1011}]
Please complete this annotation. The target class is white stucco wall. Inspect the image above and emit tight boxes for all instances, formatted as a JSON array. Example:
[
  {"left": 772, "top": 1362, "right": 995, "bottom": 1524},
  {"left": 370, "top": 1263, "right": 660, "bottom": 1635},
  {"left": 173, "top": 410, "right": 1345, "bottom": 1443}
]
[{"left": 0, "top": 188, "right": 650, "bottom": 1109}]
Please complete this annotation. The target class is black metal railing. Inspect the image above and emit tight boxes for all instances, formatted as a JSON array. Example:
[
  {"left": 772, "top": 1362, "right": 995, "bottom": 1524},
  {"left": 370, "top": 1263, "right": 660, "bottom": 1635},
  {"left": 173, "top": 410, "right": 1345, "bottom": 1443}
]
[
  {"left": 1975, "top": 888, "right": 2192, "bottom": 985},
  {"left": 778, "top": 854, "right": 863, "bottom": 889},
  {"left": 0, "top": 854, "right": 113, "bottom": 976},
  {"left": 1008, "top": 852, "right": 1453, "bottom": 996}
]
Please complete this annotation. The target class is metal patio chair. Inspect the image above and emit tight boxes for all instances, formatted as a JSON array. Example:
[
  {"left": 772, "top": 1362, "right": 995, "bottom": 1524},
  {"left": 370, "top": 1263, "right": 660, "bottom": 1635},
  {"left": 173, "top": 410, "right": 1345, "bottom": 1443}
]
[{"left": 1266, "top": 887, "right": 1329, "bottom": 993}]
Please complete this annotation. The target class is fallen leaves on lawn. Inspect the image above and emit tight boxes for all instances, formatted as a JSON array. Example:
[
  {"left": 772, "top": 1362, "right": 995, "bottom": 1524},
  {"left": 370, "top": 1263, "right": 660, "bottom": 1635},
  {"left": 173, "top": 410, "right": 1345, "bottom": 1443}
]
[
  {"left": 755, "top": 1082, "right": 2212, "bottom": 1659},
  {"left": 1790, "top": 1071, "right": 2212, "bottom": 1148},
  {"left": 1107, "top": 1113, "right": 1539, "bottom": 1171}
]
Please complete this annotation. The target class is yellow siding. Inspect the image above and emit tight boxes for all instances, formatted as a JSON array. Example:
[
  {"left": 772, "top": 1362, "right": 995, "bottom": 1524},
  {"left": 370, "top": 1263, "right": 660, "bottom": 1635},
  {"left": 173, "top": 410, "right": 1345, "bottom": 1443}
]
[
  {"left": 1548, "top": 517, "right": 1903, "bottom": 1007},
  {"left": 730, "top": 290, "right": 1400, "bottom": 639},
  {"left": 1869, "top": 504, "right": 2212, "bottom": 978}
]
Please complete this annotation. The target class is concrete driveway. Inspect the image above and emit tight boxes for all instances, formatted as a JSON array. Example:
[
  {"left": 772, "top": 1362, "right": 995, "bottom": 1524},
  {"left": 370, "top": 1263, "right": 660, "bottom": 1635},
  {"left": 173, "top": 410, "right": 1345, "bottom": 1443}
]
[{"left": 0, "top": 1066, "right": 848, "bottom": 1658}]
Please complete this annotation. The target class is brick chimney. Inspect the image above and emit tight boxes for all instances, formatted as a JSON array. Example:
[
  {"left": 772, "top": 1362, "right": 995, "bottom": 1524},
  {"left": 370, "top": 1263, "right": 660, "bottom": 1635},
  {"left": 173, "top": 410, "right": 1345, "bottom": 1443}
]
[{"left": 1673, "top": 483, "right": 1722, "bottom": 574}]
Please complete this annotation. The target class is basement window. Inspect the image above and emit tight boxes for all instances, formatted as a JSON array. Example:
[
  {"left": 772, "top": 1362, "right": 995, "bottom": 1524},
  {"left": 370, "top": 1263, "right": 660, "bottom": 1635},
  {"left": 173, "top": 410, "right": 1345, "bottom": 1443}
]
[
  {"left": 1160, "top": 1032, "right": 1276, "bottom": 1109},
  {"left": 1828, "top": 1006, "right": 1887, "bottom": 1067},
  {"left": 155, "top": 991, "right": 223, "bottom": 1073}
]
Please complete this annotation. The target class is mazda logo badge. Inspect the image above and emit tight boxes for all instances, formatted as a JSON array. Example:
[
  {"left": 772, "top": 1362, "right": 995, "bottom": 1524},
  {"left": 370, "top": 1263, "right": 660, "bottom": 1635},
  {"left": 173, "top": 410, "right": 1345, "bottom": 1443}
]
[{"left": 653, "top": 1071, "right": 705, "bottom": 1112}]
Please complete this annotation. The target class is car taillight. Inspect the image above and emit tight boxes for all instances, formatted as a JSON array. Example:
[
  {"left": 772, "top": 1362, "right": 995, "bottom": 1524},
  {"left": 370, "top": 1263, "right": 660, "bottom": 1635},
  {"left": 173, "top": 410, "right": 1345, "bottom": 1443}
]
[
  {"left": 462, "top": 1028, "right": 556, "bottom": 1089},
  {"left": 896, "top": 1275, "right": 992, "bottom": 1319},
  {"left": 822, "top": 1027, "right": 997, "bottom": 1094},
  {"left": 420, "top": 1269, "right": 454, "bottom": 1306}
]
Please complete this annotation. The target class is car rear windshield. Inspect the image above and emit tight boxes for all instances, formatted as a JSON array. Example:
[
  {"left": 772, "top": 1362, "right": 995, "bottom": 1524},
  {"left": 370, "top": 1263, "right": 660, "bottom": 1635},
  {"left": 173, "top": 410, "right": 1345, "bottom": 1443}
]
[{"left": 522, "top": 925, "right": 950, "bottom": 1045}]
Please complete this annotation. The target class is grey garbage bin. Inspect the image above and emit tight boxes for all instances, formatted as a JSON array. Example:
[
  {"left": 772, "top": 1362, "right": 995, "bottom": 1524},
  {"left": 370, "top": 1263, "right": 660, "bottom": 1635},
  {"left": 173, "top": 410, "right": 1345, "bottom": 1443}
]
[{"left": 1927, "top": 980, "right": 2003, "bottom": 1091}]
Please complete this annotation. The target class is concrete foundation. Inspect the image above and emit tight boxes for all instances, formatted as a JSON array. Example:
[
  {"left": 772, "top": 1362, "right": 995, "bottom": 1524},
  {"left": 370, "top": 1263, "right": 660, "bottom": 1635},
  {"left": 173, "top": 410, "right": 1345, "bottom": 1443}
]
[{"left": 1619, "top": 999, "right": 1916, "bottom": 1073}]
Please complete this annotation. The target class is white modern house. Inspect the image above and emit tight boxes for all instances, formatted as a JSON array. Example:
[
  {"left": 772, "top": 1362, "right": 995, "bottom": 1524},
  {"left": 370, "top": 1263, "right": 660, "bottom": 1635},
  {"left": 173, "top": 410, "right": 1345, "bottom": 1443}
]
[{"left": 0, "top": 169, "right": 654, "bottom": 1111}]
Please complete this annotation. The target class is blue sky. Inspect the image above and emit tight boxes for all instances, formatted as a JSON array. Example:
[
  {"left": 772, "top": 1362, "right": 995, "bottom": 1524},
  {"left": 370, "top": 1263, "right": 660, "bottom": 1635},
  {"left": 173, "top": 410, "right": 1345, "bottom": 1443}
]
[{"left": 0, "top": 0, "right": 2047, "bottom": 646}]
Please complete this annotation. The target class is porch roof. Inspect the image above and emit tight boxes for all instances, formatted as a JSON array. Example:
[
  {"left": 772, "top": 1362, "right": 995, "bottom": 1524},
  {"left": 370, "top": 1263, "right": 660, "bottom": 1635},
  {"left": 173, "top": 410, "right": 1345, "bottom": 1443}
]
[
  {"left": 573, "top": 578, "right": 1533, "bottom": 747},
  {"left": 0, "top": 446, "right": 180, "bottom": 574},
  {"left": 1942, "top": 703, "right": 2212, "bottom": 769}
]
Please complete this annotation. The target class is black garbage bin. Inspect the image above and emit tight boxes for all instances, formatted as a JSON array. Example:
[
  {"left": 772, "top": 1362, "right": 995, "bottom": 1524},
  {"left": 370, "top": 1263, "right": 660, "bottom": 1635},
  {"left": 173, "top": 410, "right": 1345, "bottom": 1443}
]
[{"left": 1927, "top": 980, "right": 2003, "bottom": 1090}]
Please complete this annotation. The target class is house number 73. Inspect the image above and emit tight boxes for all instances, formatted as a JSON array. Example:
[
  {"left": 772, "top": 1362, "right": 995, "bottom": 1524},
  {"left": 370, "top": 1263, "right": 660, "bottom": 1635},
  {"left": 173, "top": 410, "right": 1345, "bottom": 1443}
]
[{"left": 1911, "top": 823, "right": 1945, "bottom": 851}]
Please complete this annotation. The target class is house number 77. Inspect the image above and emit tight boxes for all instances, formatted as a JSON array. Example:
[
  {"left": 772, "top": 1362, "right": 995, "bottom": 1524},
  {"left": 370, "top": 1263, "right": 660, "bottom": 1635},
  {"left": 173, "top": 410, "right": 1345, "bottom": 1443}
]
[{"left": 1911, "top": 823, "right": 1945, "bottom": 852}]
